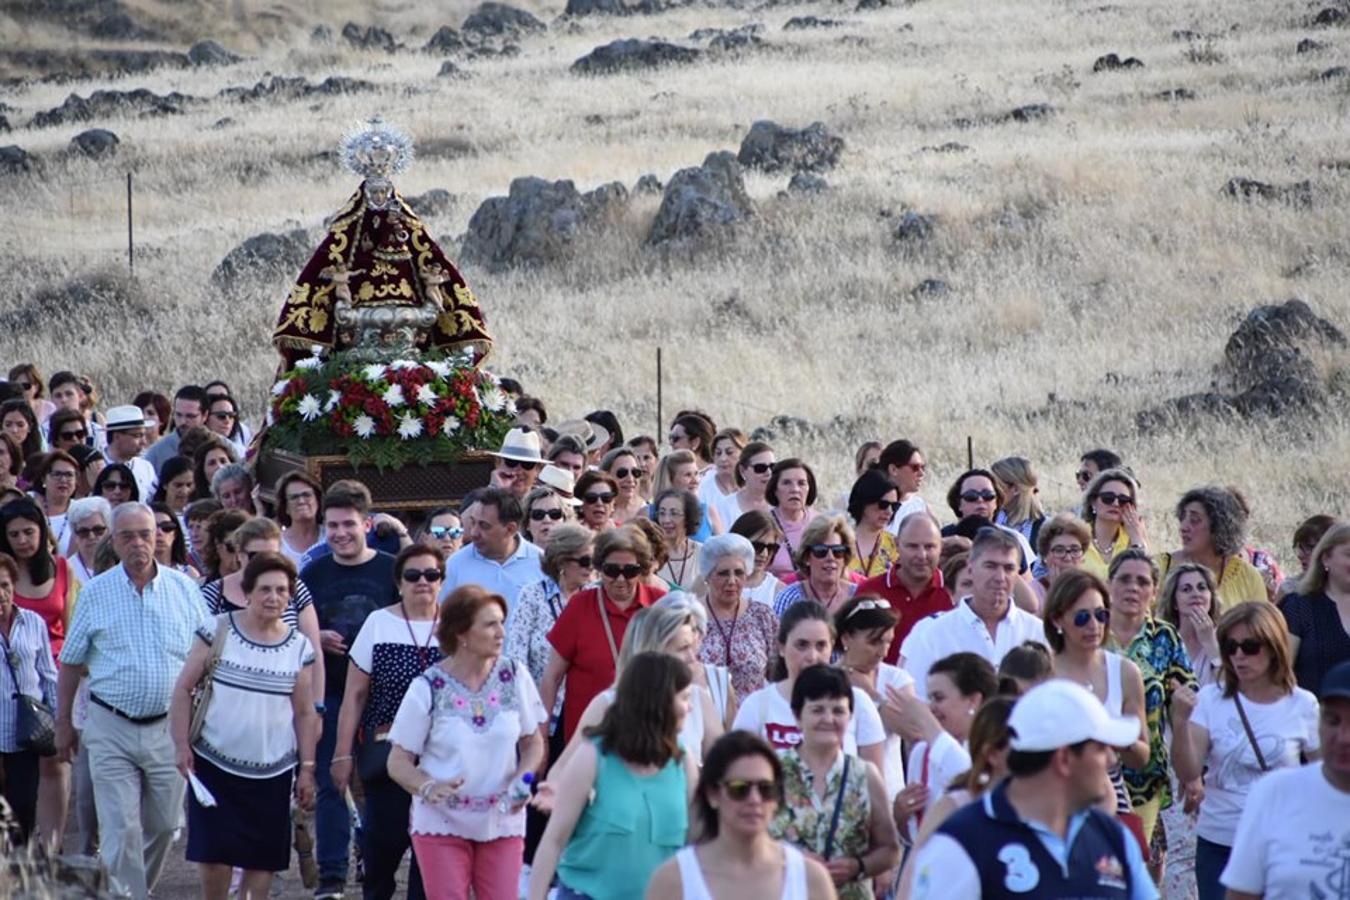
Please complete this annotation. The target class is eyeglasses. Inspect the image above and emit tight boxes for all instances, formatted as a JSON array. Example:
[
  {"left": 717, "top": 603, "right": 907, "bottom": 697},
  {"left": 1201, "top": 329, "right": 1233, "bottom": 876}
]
[
  {"left": 960, "top": 490, "right": 997, "bottom": 503},
  {"left": 1096, "top": 492, "right": 1134, "bottom": 507},
  {"left": 286, "top": 492, "right": 316, "bottom": 504},
  {"left": 1075, "top": 469, "right": 1094, "bottom": 485},
  {"left": 156, "top": 522, "right": 177, "bottom": 534},
  {"left": 751, "top": 541, "right": 780, "bottom": 558},
  {"left": 210, "top": 411, "right": 236, "bottom": 421},
  {"left": 47, "top": 470, "right": 77, "bottom": 481},
  {"left": 845, "top": 599, "right": 889, "bottom": 620},
  {"left": 1221, "top": 638, "right": 1265, "bottom": 657},
  {"left": 1071, "top": 608, "right": 1110, "bottom": 628},
  {"left": 429, "top": 525, "right": 464, "bottom": 539},
  {"left": 807, "top": 544, "right": 849, "bottom": 560},
  {"left": 583, "top": 492, "right": 615, "bottom": 505},
  {"left": 721, "top": 779, "right": 778, "bottom": 802},
  {"left": 600, "top": 562, "right": 643, "bottom": 580},
  {"left": 530, "top": 508, "right": 564, "bottom": 522},
  {"left": 502, "top": 459, "right": 538, "bottom": 471},
  {"left": 1048, "top": 545, "right": 1085, "bottom": 560},
  {"left": 59, "top": 430, "right": 87, "bottom": 441},
  {"left": 746, "top": 462, "right": 774, "bottom": 475},
  {"left": 75, "top": 525, "right": 107, "bottom": 539},
  {"left": 712, "top": 567, "right": 747, "bottom": 579},
  {"left": 565, "top": 555, "right": 593, "bottom": 569},
  {"left": 612, "top": 467, "right": 641, "bottom": 480},
  {"left": 401, "top": 568, "right": 445, "bottom": 583}
]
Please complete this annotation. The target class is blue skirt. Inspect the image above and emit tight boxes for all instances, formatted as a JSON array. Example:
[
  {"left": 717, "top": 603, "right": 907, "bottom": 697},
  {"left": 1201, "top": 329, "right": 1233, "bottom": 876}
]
[{"left": 186, "top": 754, "right": 294, "bottom": 871}]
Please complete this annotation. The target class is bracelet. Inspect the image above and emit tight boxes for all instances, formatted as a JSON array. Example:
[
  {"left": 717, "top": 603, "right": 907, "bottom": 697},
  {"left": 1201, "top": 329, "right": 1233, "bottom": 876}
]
[
  {"left": 331, "top": 755, "right": 353, "bottom": 763},
  {"left": 418, "top": 779, "right": 437, "bottom": 800},
  {"left": 853, "top": 854, "right": 867, "bottom": 881}
]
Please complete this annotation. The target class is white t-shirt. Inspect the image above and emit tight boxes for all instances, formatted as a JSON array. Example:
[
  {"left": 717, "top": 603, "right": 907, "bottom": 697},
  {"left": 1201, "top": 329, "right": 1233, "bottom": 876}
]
[
  {"left": 1188, "top": 684, "right": 1321, "bottom": 845},
  {"left": 732, "top": 681, "right": 885, "bottom": 755},
  {"left": 876, "top": 663, "right": 915, "bottom": 801},
  {"left": 389, "top": 657, "right": 548, "bottom": 842},
  {"left": 885, "top": 495, "right": 933, "bottom": 536},
  {"left": 699, "top": 473, "right": 735, "bottom": 510},
  {"left": 907, "top": 731, "right": 972, "bottom": 814},
  {"left": 1222, "top": 762, "right": 1350, "bottom": 899},
  {"left": 709, "top": 490, "right": 754, "bottom": 535},
  {"left": 744, "top": 574, "right": 784, "bottom": 608}
]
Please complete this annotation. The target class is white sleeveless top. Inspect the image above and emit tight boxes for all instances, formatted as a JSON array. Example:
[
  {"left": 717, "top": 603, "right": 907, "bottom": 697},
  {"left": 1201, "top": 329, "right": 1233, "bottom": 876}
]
[
  {"left": 1103, "top": 650, "right": 1123, "bottom": 715},
  {"left": 603, "top": 683, "right": 707, "bottom": 765},
  {"left": 675, "top": 842, "right": 807, "bottom": 900}
]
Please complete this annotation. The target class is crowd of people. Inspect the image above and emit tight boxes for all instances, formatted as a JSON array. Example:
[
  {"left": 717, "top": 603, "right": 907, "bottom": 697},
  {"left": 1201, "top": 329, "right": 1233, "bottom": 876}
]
[{"left": 0, "top": 362, "right": 1347, "bottom": 900}]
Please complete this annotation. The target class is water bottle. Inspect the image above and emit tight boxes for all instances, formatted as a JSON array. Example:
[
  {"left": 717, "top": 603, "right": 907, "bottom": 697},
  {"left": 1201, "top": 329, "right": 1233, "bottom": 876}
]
[{"left": 499, "top": 772, "right": 535, "bottom": 812}]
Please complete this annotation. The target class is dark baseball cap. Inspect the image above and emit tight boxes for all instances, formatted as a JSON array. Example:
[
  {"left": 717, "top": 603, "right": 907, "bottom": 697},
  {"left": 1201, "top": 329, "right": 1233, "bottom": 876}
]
[{"left": 1322, "top": 660, "right": 1350, "bottom": 702}]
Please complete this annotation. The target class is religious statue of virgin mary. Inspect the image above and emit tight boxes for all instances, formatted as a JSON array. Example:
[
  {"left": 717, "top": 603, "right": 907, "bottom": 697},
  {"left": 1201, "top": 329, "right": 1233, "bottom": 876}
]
[{"left": 272, "top": 117, "right": 492, "bottom": 367}]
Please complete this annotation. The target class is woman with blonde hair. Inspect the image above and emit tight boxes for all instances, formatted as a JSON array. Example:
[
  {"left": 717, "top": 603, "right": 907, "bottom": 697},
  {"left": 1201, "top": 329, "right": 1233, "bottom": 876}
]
[
  {"left": 990, "top": 456, "right": 1047, "bottom": 551},
  {"left": 599, "top": 446, "right": 647, "bottom": 524},
  {"left": 1170, "top": 602, "right": 1320, "bottom": 900},
  {"left": 649, "top": 450, "right": 721, "bottom": 540},
  {"left": 1157, "top": 562, "right": 1223, "bottom": 685},
  {"left": 772, "top": 514, "right": 858, "bottom": 617},
  {"left": 1280, "top": 520, "right": 1350, "bottom": 696}
]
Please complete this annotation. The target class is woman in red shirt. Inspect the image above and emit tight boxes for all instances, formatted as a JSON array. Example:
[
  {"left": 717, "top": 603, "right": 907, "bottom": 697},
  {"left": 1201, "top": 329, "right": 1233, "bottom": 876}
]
[{"left": 540, "top": 525, "right": 666, "bottom": 742}]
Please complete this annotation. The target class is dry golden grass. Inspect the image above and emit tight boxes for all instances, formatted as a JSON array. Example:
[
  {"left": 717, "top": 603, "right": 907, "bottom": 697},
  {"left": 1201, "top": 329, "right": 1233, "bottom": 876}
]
[{"left": 2, "top": 0, "right": 1349, "bottom": 563}]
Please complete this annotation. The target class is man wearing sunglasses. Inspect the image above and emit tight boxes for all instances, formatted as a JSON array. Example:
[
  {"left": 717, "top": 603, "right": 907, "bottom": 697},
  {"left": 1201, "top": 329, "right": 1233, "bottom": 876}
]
[
  {"left": 489, "top": 427, "right": 545, "bottom": 500},
  {"left": 102, "top": 406, "right": 158, "bottom": 501},
  {"left": 859, "top": 512, "right": 955, "bottom": 664},
  {"left": 439, "top": 487, "right": 542, "bottom": 624},
  {"left": 899, "top": 528, "right": 1048, "bottom": 700},
  {"left": 912, "top": 680, "right": 1156, "bottom": 900}
]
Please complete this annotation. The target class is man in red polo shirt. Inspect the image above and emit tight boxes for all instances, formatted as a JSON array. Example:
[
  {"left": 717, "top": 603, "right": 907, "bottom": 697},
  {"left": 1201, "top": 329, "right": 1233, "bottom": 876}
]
[{"left": 859, "top": 511, "right": 954, "bottom": 663}]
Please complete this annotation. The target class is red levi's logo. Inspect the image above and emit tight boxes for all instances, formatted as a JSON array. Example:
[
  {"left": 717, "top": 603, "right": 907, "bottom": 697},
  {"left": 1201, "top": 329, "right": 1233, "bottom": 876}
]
[
  {"left": 764, "top": 722, "right": 802, "bottom": 750},
  {"left": 1095, "top": 854, "right": 1127, "bottom": 890}
]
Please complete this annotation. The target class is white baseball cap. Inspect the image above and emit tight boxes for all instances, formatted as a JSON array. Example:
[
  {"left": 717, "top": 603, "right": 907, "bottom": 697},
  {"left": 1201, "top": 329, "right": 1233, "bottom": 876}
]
[{"left": 1008, "top": 680, "right": 1140, "bottom": 752}]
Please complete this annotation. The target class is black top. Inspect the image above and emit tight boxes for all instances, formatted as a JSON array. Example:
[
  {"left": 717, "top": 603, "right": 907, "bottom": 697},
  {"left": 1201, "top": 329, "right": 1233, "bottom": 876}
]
[
  {"left": 300, "top": 551, "right": 398, "bottom": 702},
  {"left": 1280, "top": 591, "right": 1350, "bottom": 698}
]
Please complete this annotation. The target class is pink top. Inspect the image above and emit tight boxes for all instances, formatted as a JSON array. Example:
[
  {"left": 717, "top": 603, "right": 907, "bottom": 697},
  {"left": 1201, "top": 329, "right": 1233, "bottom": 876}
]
[{"left": 768, "top": 510, "right": 810, "bottom": 581}]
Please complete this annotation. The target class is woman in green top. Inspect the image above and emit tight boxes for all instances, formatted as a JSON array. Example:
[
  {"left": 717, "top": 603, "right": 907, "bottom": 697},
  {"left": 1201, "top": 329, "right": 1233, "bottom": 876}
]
[{"left": 529, "top": 652, "right": 698, "bottom": 900}]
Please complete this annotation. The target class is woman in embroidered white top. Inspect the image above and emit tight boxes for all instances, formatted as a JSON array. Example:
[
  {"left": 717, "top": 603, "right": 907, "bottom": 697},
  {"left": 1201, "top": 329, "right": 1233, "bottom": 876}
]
[
  {"left": 169, "top": 552, "right": 319, "bottom": 900},
  {"left": 388, "top": 584, "right": 547, "bottom": 900}
]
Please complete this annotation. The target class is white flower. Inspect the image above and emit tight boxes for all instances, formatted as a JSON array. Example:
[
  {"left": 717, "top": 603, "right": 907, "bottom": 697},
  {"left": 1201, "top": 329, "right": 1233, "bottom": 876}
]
[
  {"left": 353, "top": 415, "right": 376, "bottom": 438},
  {"left": 271, "top": 379, "right": 290, "bottom": 396},
  {"left": 397, "top": 413, "right": 424, "bottom": 440},
  {"left": 295, "top": 356, "right": 322, "bottom": 370},
  {"left": 441, "top": 415, "right": 461, "bottom": 434},
  {"left": 416, "top": 384, "right": 438, "bottom": 405},
  {"left": 382, "top": 384, "right": 406, "bottom": 407},
  {"left": 362, "top": 363, "right": 388, "bottom": 382},
  {"left": 325, "top": 391, "right": 342, "bottom": 412},
  {"left": 265, "top": 409, "right": 275, "bottom": 427},
  {"left": 297, "top": 394, "right": 322, "bottom": 421},
  {"left": 480, "top": 385, "right": 507, "bottom": 412},
  {"left": 424, "top": 360, "right": 450, "bottom": 379},
  {"left": 391, "top": 359, "right": 419, "bottom": 370}
]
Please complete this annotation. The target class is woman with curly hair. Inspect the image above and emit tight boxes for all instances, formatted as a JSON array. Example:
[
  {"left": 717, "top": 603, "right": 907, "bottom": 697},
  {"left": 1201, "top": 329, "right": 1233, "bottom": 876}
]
[{"left": 1157, "top": 486, "right": 1266, "bottom": 613}]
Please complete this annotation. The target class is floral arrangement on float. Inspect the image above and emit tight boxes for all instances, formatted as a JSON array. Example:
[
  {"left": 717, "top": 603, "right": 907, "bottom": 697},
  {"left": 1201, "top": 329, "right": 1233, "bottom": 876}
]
[{"left": 263, "top": 348, "right": 515, "bottom": 469}]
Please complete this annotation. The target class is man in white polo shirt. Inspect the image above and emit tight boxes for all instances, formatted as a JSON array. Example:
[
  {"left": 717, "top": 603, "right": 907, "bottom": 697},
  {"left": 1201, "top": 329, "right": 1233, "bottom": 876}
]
[
  {"left": 900, "top": 526, "right": 1047, "bottom": 698},
  {"left": 440, "top": 487, "right": 542, "bottom": 619}
]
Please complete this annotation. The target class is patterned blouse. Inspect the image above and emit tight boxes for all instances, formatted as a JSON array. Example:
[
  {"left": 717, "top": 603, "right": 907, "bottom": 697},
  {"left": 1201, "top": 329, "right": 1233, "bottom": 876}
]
[
  {"left": 505, "top": 577, "right": 568, "bottom": 688},
  {"left": 1112, "top": 617, "right": 1196, "bottom": 809},
  {"left": 771, "top": 749, "right": 873, "bottom": 900},
  {"left": 698, "top": 598, "right": 778, "bottom": 698},
  {"left": 848, "top": 531, "right": 898, "bottom": 579}
]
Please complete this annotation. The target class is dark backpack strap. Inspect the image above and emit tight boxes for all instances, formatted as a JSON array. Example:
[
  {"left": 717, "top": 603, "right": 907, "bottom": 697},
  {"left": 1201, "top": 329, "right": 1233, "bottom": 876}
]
[{"left": 822, "top": 756, "right": 851, "bottom": 860}]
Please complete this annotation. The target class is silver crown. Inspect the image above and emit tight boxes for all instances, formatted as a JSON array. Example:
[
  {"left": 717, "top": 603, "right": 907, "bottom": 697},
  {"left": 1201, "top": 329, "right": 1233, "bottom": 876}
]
[{"left": 340, "top": 116, "right": 414, "bottom": 180}]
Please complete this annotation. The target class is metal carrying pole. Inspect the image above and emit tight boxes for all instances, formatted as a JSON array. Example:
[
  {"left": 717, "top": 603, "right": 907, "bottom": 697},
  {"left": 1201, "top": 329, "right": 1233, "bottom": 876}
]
[
  {"left": 656, "top": 347, "right": 663, "bottom": 437},
  {"left": 126, "top": 172, "right": 134, "bottom": 274},
  {"left": 967, "top": 435, "right": 974, "bottom": 470}
]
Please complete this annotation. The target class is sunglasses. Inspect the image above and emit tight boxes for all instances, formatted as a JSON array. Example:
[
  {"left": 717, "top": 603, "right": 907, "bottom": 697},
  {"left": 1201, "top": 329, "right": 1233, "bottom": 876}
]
[
  {"left": 13, "top": 382, "right": 31, "bottom": 391},
  {"left": 875, "top": 499, "right": 901, "bottom": 513},
  {"left": 601, "top": 562, "right": 643, "bottom": 580},
  {"left": 1097, "top": 491, "right": 1134, "bottom": 507},
  {"left": 1075, "top": 469, "right": 1094, "bottom": 485},
  {"left": 242, "top": 548, "right": 265, "bottom": 561},
  {"left": 101, "top": 481, "right": 130, "bottom": 491},
  {"left": 583, "top": 492, "right": 615, "bottom": 505},
  {"left": 960, "top": 490, "right": 997, "bottom": 503},
  {"left": 751, "top": 541, "right": 780, "bottom": 557},
  {"left": 1072, "top": 608, "right": 1110, "bottom": 628},
  {"left": 612, "top": 467, "right": 641, "bottom": 480},
  {"left": 722, "top": 779, "right": 779, "bottom": 802},
  {"left": 210, "top": 411, "right": 236, "bottom": 420},
  {"left": 59, "top": 430, "right": 87, "bottom": 441},
  {"left": 429, "top": 525, "right": 464, "bottom": 539},
  {"left": 502, "top": 458, "right": 538, "bottom": 471},
  {"left": 75, "top": 525, "right": 107, "bottom": 539},
  {"left": 402, "top": 568, "right": 445, "bottom": 583},
  {"left": 566, "top": 555, "right": 593, "bottom": 569},
  {"left": 808, "top": 543, "right": 849, "bottom": 560},
  {"left": 156, "top": 522, "right": 177, "bottom": 534},
  {"left": 746, "top": 462, "right": 775, "bottom": 475},
  {"left": 1048, "top": 545, "right": 1085, "bottom": 560},
  {"left": 530, "top": 508, "right": 565, "bottom": 522},
  {"left": 1221, "top": 638, "right": 1264, "bottom": 657}
]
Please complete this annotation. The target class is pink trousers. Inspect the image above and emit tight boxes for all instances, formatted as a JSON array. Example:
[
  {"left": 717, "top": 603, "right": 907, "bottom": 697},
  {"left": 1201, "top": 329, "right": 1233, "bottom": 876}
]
[{"left": 410, "top": 833, "right": 524, "bottom": 900}]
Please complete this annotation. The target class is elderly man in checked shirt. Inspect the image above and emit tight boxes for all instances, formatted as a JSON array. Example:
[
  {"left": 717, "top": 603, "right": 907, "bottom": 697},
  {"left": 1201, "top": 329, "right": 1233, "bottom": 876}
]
[{"left": 56, "top": 502, "right": 210, "bottom": 900}]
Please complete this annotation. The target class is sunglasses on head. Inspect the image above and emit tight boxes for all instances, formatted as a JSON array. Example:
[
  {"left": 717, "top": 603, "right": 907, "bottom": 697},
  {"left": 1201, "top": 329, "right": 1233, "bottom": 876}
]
[
  {"left": 751, "top": 541, "right": 780, "bottom": 557},
  {"left": 1221, "top": 638, "right": 1264, "bottom": 657},
  {"left": 746, "top": 462, "right": 774, "bottom": 475},
  {"left": 721, "top": 779, "right": 779, "bottom": 802},
  {"left": 601, "top": 562, "right": 643, "bottom": 580},
  {"left": 429, "top": 525, "right": 464, "bottom": 539},
  {"left": 1097, "top": 491, "right": 1134, "bottom": 507},
  {"left": 566, "top": 555, "right": 593, "bottom": 569},
  {"left": 583, "top": 492, "right": 615, "bottom": 505},
  {"left": 612, "top": 467, "right": 641, "bottom": 480},
  {"left": 75, "top": 525, "right": 107, "bottom": 539},
  {"left": 402, "top": 568, "right": 445, "bottom": 583},
  {"left": 530, "top": 508, "right": 564, "bottom": 522},
  {"left": 845, "top": 598, "right": 889, "bottom": 620},
  {"left": 502, "top": 458, "right": 538, "bottom": 471},
  {"left": 808, "top": 543, "right": 849, "bottom": 560},
  {"left": 1072, "top": 608, "right": 1110, "bottom": 628},
  {"left": 960, "top": 490, "right": 997, "bottom": 503},
  {"left": 60, "top": 429, "right": 87, "bottom": 441}
]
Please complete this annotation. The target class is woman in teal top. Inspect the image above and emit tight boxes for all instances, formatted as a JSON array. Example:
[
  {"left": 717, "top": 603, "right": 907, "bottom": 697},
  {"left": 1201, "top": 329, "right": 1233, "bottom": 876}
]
[{"left": 529, "top": 652, "right": 699, "bottom": 900}]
